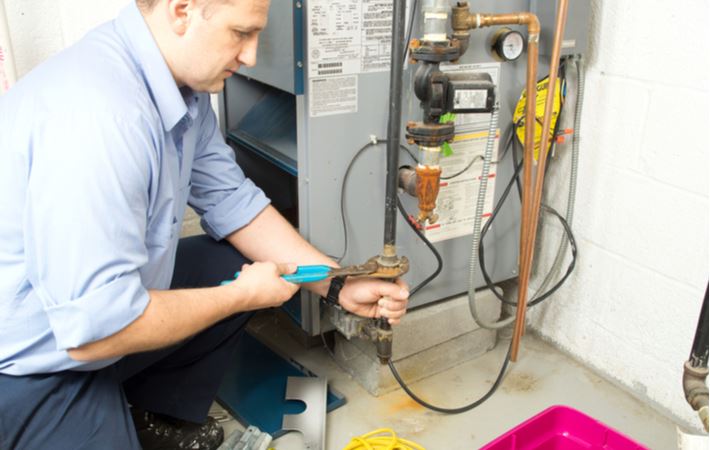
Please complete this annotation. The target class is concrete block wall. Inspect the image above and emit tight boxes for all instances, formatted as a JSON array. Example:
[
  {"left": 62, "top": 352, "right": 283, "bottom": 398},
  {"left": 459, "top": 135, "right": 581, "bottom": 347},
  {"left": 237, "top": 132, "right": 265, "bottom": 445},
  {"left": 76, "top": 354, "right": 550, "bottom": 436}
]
[
  {"left": 3, "top": 0, "right": 709, "bottom": 431},
  {"left": 528, "top": 0, "right": 710, "bottom": 431}
]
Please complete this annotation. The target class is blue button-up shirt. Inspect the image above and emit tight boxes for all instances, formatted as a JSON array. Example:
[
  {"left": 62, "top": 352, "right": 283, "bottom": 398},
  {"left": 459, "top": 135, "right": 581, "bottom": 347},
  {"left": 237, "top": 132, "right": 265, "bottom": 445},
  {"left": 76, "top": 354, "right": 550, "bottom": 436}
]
[{"left": 0, "top": 2, "right": 270, "bottom": 375}]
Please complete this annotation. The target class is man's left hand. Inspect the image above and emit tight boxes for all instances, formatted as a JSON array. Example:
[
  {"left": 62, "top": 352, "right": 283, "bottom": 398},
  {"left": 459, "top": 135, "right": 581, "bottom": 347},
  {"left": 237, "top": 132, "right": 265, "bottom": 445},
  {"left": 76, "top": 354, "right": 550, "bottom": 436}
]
[{"left": 338, "top": 278, "right": 409, "bottom": 325}]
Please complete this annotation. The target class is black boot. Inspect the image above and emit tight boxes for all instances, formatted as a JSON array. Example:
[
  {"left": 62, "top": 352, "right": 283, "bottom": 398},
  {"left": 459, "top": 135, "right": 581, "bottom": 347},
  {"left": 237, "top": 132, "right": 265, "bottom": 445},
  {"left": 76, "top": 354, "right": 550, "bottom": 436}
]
[{"left": 130, "top": 407, "right": 224, "bottom": 450}]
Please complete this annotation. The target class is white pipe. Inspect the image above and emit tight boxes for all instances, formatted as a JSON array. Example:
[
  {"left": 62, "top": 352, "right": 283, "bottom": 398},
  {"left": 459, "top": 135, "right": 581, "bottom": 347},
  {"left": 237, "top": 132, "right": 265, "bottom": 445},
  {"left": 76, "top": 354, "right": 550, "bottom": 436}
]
[{"left": 0, "top": 0, "right": 17, "bottom": 94}]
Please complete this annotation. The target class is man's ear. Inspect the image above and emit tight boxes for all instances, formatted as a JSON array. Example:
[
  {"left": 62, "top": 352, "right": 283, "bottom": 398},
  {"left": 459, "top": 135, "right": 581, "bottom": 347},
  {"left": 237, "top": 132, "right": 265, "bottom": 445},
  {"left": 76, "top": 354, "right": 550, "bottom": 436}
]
[{"left": 166, "top": 0, "right": 195, "bottom": 35}]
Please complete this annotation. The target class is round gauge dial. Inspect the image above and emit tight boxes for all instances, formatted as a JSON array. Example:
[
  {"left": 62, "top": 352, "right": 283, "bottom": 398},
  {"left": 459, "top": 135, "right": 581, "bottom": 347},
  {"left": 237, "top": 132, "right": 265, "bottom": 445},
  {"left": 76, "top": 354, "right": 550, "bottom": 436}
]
[{"left": 492, "top": 28, "right": 525, "bottom": 62}]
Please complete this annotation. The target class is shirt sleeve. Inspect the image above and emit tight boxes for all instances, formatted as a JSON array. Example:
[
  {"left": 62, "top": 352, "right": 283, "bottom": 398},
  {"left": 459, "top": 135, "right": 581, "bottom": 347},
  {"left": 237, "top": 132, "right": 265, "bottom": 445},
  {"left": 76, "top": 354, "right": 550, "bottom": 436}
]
[
  {"left": 25, "top": 109, "right": 155, "bottom": 351},
  {"left": 188, "top": 95, "right": 270, "bottom": 240}
]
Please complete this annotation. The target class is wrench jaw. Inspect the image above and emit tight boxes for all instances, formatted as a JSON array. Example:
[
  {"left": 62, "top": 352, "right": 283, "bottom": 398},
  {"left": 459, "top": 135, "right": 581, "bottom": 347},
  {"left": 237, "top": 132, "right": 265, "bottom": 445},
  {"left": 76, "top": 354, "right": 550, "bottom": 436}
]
[
  {"left": 329, "top": 260, "right": 379, "bottom": 278},
  {"left": 331, "top": 256, "right": 409, "bottom": 280},
  {"left": 369, "top": 256, "right": 409, "bottom": 279}
]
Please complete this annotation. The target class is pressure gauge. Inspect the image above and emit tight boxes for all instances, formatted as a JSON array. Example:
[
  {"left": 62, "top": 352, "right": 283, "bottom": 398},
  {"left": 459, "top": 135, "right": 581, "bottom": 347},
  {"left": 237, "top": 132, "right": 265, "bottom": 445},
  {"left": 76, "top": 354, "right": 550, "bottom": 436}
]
[{"left": 492, "top": 28, "right": 525, "bottom": 62}]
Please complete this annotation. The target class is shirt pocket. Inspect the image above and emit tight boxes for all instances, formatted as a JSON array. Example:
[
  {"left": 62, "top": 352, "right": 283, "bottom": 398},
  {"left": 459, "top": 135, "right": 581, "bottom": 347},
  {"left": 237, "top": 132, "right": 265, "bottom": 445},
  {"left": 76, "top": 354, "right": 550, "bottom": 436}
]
[{"left": 145, "top": 219, "right": 176, "bottom": 250}]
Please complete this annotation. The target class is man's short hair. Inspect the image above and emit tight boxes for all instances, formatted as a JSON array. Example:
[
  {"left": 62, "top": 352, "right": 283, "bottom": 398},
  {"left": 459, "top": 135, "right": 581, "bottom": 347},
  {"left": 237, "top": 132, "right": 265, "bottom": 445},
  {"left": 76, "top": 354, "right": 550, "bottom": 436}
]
[
  {"left": 136, "top": 0, "right": 232, "bottom": 14},
  {"left": 136, "top": 0, "right": 163, "bottom": 11}
]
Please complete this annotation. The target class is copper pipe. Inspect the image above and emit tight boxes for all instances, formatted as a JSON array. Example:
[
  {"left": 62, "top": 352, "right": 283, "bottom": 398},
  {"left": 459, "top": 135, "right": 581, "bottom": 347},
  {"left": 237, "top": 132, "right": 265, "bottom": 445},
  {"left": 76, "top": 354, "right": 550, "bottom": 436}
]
[
  {"left": 452, "top": 2, "right": 540, "bottom": 362},
  {"left": 511, "top": 22, "right": 540, "bottom": 362},
  {"left": 511, "top": 0, "right": 570, "bottom": 361}
]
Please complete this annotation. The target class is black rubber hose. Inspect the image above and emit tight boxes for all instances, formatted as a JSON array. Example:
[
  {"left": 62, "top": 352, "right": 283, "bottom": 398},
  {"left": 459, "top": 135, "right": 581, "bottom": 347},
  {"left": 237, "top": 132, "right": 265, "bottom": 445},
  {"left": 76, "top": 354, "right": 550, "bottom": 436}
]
[
  {"left": 395, "top": 195, "right": 443, "bottom": 297},
  {"left": 388, "top": 340, "right": 512, "bottom": 414}
]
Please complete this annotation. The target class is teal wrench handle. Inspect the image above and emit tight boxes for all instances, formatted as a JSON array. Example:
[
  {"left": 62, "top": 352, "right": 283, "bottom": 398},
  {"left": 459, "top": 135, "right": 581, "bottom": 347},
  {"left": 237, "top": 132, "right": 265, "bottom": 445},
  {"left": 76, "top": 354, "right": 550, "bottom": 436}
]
[{"left": 220, "top": 264, "right": 333, "bottom": 285}]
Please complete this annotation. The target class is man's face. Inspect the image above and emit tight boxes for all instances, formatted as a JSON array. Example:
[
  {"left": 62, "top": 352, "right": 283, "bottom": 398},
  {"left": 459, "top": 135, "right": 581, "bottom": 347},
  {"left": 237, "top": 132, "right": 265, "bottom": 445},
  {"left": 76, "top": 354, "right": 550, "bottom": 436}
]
[{"left": 179, "top": 0, "right": 269, "bottom": 93}]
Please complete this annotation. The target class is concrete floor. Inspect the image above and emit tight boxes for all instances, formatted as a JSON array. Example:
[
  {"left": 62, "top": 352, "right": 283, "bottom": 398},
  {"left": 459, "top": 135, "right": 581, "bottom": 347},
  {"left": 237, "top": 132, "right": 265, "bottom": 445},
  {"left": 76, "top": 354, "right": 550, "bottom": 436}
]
[{"left": 214, "top": 312, "right": 686, "bottom": 449}]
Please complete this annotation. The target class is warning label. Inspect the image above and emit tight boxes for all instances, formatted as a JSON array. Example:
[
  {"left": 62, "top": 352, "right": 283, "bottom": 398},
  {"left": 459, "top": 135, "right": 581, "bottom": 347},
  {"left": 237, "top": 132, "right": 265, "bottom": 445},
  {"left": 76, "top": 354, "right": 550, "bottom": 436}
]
[
  {"left": 513, "top": 76, "right": 562, "bottom": 162},
  {"left": 309, "top": 76, "right": 358, "bottom": 118},
  {"left": 424, "top": 130, "right": 500, "bottom": 243}
]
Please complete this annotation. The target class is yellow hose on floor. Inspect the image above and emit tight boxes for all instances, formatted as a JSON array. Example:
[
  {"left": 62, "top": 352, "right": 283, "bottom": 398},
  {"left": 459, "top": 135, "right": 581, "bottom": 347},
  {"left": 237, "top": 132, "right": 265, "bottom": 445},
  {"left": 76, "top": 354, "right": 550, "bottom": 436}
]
[{"left": 343, "top": 428, "right": 425, "bottom": 450}]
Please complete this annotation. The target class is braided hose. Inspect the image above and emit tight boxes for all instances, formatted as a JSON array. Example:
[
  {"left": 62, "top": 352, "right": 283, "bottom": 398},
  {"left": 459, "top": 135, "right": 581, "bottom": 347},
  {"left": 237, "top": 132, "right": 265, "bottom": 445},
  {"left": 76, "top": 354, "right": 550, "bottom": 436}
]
[
  {"left": 467, "top": 99, "right": 515, "bottom": 330},
  {"left": 534, "top": 56, "right": 584, "bottom": 297}
]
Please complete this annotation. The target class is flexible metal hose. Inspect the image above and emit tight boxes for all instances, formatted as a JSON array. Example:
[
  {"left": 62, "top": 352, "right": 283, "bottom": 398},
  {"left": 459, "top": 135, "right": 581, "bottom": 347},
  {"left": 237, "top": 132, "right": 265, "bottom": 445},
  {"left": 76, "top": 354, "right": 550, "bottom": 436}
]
[
  {"left": 468, "top": 99, "right": 515, "bottom": 329},
  {"left": 534, "top": 56, "right": 584, "bottom": 297}
]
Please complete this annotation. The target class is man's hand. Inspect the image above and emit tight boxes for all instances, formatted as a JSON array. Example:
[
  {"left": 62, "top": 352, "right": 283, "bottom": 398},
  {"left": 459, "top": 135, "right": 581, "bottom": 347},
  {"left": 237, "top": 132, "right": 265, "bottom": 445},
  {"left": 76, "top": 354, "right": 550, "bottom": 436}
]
[
  {"left": 338, "top": 277, "right": 409, "bottom": 325},
  {"left": 225, "top": 262, "right": 300, "bottom": 312}
]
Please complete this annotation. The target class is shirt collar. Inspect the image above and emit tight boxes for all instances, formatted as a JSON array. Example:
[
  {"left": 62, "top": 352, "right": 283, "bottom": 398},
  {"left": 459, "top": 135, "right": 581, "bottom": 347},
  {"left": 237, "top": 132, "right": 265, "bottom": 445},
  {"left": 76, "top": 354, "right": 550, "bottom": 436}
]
[{"left": 115, "top": 2, "right": 193, "bottom": 132}]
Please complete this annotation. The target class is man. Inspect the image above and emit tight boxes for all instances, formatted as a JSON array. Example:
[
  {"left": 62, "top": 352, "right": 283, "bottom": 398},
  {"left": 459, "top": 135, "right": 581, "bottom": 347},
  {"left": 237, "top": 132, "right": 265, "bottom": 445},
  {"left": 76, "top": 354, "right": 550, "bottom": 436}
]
[{"left": 0, "top": 0, "right": 409, "bottom": 448}]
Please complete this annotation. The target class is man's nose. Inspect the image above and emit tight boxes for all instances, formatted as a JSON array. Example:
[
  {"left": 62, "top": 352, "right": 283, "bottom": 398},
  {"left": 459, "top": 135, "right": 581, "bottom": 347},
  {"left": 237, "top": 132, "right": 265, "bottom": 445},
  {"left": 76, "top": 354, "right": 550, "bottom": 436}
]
[{"left": 237, "top": 36, "right": 259, "bottom": 68}]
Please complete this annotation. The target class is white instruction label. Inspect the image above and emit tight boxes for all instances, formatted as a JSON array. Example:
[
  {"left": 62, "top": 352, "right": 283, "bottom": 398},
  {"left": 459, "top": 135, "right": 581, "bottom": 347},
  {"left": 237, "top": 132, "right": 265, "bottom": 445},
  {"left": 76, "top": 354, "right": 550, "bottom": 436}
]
[
  {"left": 307, "top": 0, "right": 394, "bottom": 78},
  {"left": 307, "top": 0, "right": 401, "bottom": 117},
  {"left": 309, "top": 76, "right": 358, "bottom": 118},
  {"left": 424, "top": 130, "right": 500, "bottom": 243},
  {"left": 360, "top": 0, "right": 393, "bottom": 73}
]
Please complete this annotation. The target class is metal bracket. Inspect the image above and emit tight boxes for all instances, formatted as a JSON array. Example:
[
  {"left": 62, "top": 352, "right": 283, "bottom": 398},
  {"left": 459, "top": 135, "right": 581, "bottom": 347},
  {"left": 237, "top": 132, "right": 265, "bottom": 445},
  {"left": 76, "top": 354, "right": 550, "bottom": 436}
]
[
  {"left": 217, "top": 426, "right": 272, "bottom": 450},
  {"left": 326, "top": 306, "right": 377, "bottom": 341},
  {"left": 282, "top": 377, "right": 327, "bottom": 450}
]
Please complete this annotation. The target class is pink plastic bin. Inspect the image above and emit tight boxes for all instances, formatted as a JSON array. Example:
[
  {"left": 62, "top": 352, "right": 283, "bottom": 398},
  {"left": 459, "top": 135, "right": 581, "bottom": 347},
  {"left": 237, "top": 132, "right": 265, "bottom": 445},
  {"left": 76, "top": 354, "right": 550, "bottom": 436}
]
[{"left": 480, "top": 405, "right": 648, "bottom": 450}]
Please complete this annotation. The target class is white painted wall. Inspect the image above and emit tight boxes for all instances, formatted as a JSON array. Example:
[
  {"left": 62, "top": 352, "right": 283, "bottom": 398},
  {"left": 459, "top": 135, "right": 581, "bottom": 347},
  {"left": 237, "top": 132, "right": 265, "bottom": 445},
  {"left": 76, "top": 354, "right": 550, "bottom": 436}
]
[
  {"left": 4, "top": 0, "right": 709, "bottom": 431},
  {"left": 528, "top": 0, "right": 710, "bottom": 431},
  {"left": 5, "top": 0, "right": 125, "bottom": 78}
]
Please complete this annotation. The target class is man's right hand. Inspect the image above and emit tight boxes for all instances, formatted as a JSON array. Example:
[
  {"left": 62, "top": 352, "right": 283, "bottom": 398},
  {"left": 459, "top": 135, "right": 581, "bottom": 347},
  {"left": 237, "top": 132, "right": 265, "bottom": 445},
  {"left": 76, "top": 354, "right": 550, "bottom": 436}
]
[{"left": 225, "top": 262, "right": 300, "bottom": 311}]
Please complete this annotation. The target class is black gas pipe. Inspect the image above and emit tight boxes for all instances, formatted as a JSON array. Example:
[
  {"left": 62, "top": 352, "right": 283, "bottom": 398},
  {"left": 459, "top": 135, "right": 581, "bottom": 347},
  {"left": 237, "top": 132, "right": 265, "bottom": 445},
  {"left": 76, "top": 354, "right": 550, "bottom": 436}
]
[
  {"left": 683, "top": 284, "right": 709, "bottom": 431},
  {"left": 376, "top": 0, "right": 408, "bottom": 364}
]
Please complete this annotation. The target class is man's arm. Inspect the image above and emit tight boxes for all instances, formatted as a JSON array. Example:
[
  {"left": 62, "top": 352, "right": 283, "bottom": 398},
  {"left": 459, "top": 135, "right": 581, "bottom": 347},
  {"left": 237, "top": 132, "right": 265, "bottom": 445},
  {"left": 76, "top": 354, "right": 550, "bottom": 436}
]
[
  {"left": 69, "top": 206, "right": 408, "bottom": 363},
  {"left": 226, "top": 205, "right": 410, "bottom": 323},
  {"left": 68, "top": 261, "right": 299, "bottom": 362}
]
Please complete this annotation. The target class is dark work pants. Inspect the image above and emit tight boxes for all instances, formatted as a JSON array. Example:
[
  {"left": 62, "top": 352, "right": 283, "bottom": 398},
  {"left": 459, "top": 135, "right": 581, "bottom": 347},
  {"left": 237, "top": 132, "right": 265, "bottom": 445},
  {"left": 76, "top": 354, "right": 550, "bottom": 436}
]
[{"left": 0, "top": 235, "right": 253, "bottom": 450}]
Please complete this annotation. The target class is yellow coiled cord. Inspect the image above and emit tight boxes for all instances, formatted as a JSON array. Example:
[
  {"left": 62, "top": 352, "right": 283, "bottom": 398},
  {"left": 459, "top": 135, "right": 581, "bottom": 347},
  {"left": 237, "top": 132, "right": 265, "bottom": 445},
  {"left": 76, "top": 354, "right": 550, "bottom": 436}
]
[{"left": 343, "top": 428, "right": 425, "bottom": 450}]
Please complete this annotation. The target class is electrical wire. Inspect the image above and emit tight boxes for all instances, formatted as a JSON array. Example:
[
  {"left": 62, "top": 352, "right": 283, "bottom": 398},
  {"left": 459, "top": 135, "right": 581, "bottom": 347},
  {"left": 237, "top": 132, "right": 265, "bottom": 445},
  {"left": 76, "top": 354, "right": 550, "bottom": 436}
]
[
  {"left": 440, "top": 155, "right": 483, "bottom": 180},
  {"left": 396, "top": 195, "right": 442, "bottom": 297},
  {"left": 343, "top": 428, "right": 425, "bottom": 450},
  {"left": 389, "top": 339, "right": 512, "bottom": 414},
  {"left": 400, "top": 144, "right": 419, "bottom": 164},
  {"left": 478, "top": 132, "right": 577, "bottom": 307},
  {"left": 336, "top": 139, "right": 387, "bottom": 262}
]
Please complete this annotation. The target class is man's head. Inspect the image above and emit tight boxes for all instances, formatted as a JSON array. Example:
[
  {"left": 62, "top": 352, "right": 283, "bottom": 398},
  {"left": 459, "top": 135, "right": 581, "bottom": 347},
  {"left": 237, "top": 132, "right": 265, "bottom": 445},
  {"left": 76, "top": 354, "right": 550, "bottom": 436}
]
[{"left": 139, "top": 0, "right": 269, "bottom": 93}]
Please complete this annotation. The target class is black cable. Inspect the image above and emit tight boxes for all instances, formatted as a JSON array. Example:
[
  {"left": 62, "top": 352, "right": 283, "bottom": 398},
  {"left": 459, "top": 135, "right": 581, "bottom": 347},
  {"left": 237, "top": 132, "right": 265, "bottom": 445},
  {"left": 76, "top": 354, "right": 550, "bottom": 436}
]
[
  {"left": 389, "top": 337, "right": 512, "bottom": 414},
  {"left": 396, "top": 196, "right": 442, "bottom": 297},
  {"left": 336, "top": 139, "right": 387, "bottom": 262},
  {"left": 478, "top": 139, "right": 577, "bottom": 306},
  {"left": 400, "top": 144, "right": 419, "bottom": 164},
  {"left": 440, "top": 155, "right": 483, "bottom": 180}
]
